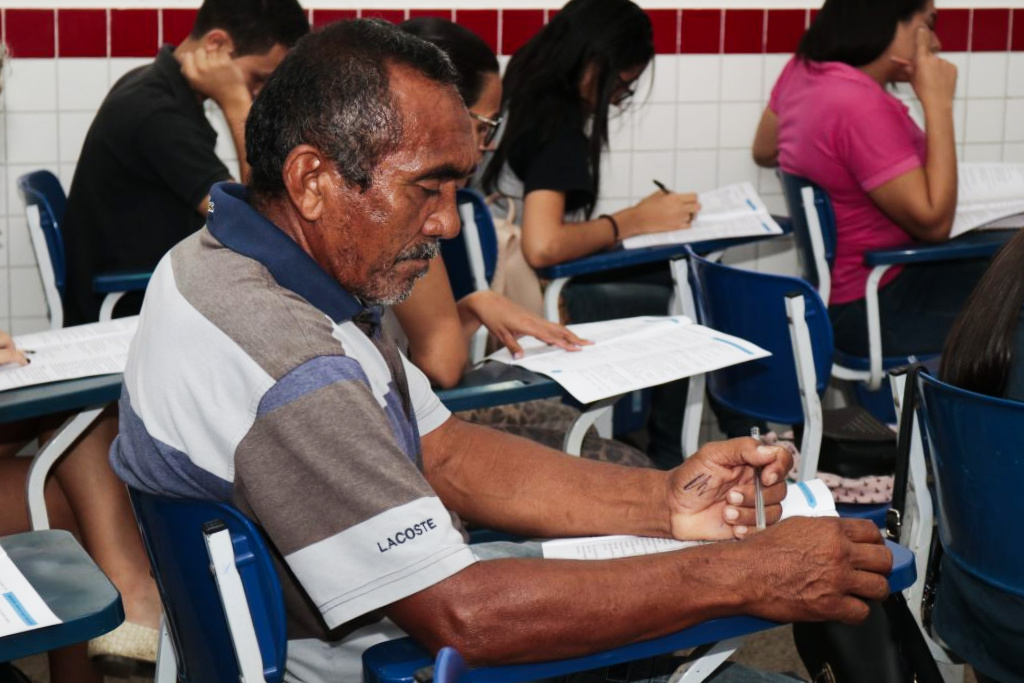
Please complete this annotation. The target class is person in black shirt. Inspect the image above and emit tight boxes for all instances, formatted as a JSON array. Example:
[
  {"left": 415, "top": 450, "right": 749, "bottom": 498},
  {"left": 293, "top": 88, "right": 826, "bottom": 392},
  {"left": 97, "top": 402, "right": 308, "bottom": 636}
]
[{"left": 62, "top": 0, "right": 308, "bottom": 324}]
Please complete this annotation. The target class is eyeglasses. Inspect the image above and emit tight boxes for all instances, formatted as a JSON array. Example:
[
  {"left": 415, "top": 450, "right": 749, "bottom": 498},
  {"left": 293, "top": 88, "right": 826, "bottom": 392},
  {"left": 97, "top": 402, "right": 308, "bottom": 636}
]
[{"left": 470, "top": 112, "right": 503, "bottom": 147}]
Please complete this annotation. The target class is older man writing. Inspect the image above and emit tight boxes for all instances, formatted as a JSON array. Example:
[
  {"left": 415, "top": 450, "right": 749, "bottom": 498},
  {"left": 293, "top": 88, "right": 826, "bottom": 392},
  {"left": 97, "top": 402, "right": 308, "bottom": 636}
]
[{"left": 112, "top": 20, "right": 892, "bottom": 682}]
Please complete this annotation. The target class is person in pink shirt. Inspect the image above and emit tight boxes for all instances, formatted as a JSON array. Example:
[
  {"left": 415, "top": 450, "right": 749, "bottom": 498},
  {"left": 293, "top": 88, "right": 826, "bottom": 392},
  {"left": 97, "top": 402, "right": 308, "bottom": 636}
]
[{"left": 752, "top": 0, "right": 990, "bottom": 357}]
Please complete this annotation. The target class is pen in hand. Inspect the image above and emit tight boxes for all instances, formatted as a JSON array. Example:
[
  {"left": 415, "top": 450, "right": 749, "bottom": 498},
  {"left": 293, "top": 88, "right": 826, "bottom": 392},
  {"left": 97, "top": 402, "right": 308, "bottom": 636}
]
[
  {"left": 750, "top": 426, "right": 766, "bottom": 531},
  {"left": 653, "top": 179, "right": 671, "bottom": 194}
]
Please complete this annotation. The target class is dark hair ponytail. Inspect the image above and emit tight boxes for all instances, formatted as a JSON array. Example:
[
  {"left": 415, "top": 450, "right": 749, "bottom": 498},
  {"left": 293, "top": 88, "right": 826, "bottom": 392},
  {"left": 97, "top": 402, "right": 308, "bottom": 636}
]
[{"left": 482, "top": 0, "right": 653, "bottom": 218}]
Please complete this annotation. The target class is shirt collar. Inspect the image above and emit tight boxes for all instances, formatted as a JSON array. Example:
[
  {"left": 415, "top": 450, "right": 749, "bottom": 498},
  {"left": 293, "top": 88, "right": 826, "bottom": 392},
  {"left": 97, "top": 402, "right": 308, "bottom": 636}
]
[
  {"left": 153, "top": 45, "right": 208, "bottom": 118},
  {"left": 206, "top": 182, "right": 380, "bottom": 328}
]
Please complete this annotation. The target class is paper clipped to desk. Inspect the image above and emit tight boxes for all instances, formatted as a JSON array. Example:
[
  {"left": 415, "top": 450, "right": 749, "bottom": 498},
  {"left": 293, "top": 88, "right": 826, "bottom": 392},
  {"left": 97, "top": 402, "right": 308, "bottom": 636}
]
[
  {"left": 621, "top": 182, "right": 784, "bottom": 250},
  {"left": 0, "top": 317, "right": 138, "bottom": 392},
  {"left": 0, "top": 545, "right": 61, "bottom": 637},
  {"left": 487, "top": 316, "right": 770, "bottom": 404},
  {"left": 949, "top": 163, "right": 1024, "bottom": 238},
  {"left": 541, "top": 479, "right": 837, "bottom": 560}
]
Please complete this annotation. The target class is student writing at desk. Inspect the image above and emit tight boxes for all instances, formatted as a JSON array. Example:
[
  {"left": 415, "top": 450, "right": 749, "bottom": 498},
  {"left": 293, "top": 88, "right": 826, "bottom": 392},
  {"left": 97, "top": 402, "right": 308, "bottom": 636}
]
[{"left": 753, "top": 0, "right": 989, "bottom": 357}]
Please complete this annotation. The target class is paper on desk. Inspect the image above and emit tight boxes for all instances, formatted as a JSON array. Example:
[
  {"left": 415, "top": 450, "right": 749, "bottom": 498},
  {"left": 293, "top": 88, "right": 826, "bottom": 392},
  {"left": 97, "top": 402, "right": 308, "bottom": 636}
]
[
  {"left": 487, "top": 316, "right": 770, "bottom": 404},
  {"left": 0, "top": 546, "right": 61, "bottom": 637},
  {"left": 950, "top": 163, "right": 1024, "bottom": 238},
  {"left": 540, "top": 480, "right": 838, "bottom": 560},
  {"left": 622, "top": 182, "right": 783, "bottom": 250},
  {"left": 0, "top": 317, "right": 138, "bottom": 392}
]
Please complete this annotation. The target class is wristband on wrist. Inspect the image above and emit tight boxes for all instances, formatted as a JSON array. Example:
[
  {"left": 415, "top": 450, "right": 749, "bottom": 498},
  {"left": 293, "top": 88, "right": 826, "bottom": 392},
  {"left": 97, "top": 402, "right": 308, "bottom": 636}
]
[{"left": 599, "top": 213, "right": 620, "bottom": 244}]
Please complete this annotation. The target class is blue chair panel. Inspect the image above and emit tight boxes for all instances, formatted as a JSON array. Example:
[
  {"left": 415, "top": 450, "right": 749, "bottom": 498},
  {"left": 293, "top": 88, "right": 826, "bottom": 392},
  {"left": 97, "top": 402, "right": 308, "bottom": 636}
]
[
  {"left": 442, "top": 189, "right": 499, "bottom": 301},
  {"left": 778, "top": 171, "right": 836, "bottom": 289},
  {"left": 917, "top": 373, "right": 1024, "bottom": 598},
  {"left": 129, "top": 490, "right": 287, "bottom": 683},
  {"left": 17, "top": 170, "right": 68, "bottom": 296},
  {"left": 686, "top": 248, "right": 832, "bottom": 425}
]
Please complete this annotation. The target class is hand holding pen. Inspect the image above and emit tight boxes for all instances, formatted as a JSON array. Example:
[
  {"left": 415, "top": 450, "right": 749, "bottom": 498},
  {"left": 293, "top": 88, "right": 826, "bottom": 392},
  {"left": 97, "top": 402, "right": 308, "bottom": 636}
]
[{"left": 0, "top": 329, "right": 29, "bottom": 366}]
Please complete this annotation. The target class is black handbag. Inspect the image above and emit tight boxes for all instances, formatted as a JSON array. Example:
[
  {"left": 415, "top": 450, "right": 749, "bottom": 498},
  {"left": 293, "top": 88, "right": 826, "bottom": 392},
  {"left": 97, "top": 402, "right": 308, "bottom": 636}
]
[{"left": 793, "top": 363, "right": 944, "bottom": 683}]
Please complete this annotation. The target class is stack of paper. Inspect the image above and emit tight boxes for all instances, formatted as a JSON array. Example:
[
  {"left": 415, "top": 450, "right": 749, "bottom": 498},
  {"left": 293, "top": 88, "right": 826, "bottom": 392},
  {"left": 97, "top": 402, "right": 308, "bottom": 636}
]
[
  {"left": 950, "top": 163, "right": 1024, "bottom": 237},
  {"left": 622, "top": 182, "right": 784, "bottom": 250},
  {"left": 0, "top": 317, "right": 138, "bottom": 392},
  {"left": 487, "top": 316, "right": 770, "bottom": 404},
  {"left": 540, "top": 479, "right": 838, "bottom": 560}
]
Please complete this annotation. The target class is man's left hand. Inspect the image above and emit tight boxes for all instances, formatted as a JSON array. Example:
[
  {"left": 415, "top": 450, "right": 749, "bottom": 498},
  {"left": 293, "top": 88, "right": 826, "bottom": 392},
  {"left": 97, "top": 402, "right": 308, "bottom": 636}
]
[{"left": 665, "top": 437, "right": 792, "bottom": 541}]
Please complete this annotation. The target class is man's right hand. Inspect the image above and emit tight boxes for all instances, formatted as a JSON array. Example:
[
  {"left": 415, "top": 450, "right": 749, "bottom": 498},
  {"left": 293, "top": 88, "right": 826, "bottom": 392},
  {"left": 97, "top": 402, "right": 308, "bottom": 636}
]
[
  {"left": 180, "top": 45, "right": 251, "bottom": 110},
  {"left": 738, "top": 517, "right": 893, "bottom": 624}
]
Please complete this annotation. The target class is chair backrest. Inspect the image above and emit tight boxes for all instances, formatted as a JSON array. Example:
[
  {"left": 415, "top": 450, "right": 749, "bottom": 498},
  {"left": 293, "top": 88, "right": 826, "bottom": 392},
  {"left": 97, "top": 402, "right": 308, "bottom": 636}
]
[
  {"left": 686, "top": 248, "right": 833, "bottom": 425},
  {"left": 17, "top": 170, "right": 68, "bottom": 329},
  {"left": 778, "top": 171, "right": 838, "bottom": 299},
  {"left": 128, "top": 489, "right": 288, "bottom": 682},
  {"left": 442, "top": 189, "right": 499, "bottom": 301},
  {"left": 434, "top": 647, "right": 470, "bottom": 683},
  {"left": 916, "top": 373, "right": 1024, "bottom": 599}
]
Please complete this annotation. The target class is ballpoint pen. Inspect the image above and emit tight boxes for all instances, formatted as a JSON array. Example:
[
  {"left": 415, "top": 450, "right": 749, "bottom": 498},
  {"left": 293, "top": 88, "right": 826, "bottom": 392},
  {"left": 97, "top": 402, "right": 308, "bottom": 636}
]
[
  {"left": 653, "top": 179, "right": 670, "bottom": 194},
  {"left": 750, "top": 426, "right": 766, "bottom": 531}
]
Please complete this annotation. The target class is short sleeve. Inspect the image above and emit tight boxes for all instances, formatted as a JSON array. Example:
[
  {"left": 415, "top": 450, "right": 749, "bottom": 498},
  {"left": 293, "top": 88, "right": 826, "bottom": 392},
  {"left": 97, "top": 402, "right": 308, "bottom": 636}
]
[
  {"left": 401, "top": 353, "right": 452, "bottom": 435},
  {"left": 135, "top": 108, "right": 231, "bottom": 211},
  {"left": 233, "top": 355, "right": 475, "bottom": 630},
  {"left": 519, "top": 130, "right": 595, "bottom": 211},
  {"left": 837, "top": 98, "right": 923, "bottom": 193}
]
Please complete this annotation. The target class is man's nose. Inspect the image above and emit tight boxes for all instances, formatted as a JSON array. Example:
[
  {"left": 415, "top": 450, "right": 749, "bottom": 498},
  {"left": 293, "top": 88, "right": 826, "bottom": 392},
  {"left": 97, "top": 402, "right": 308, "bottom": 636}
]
[{"left": 424, "top": 187, "right": 462, "bottom": 240}]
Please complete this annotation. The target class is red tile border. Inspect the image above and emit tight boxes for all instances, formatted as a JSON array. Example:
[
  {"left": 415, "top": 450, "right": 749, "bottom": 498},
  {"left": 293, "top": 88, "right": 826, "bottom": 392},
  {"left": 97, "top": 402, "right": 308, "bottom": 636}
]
[
  {"left": 361, "top": 9, "right": 405, "bottom": 24},
  {"left": 6, "top": 9, "right": 56, "bottom": 59},
  {"left": 111, "top": 9, "right": 158, "bottom": 57},
  {"left": 724, "top": 9, "right": 764, "bottom": 54},
  {"left": 1014, "top": 9, "right": 1024, "bottom": 51},
  {"left": 58, "top": 9, "right": 106, "bottom": 58},
  {"left": 972, "top": 8, "right": 1010, "bottom": 52},
  {"left": 647, "top": 9, "right": 679, "bottom": 55},
  {"left": 162, "top": 8, "right": 198, "bottom": 45},
  {"left": 500, "top": 9, "right": 544, "bottom": 56},
  {"left": 936, "top": 8, "right": 970, "bottom": 52},
  {"left": 311, "top": 9, "right": 358, "bottom": 29},
  {"left": 408, "top": 9, "right": 452, "bottom": 21},
  {"left": 454, "top": 9, "right": 498, "bottom": 56},
  {"left": 766, "top": 9, "right": 806, "bottom": 54},
  {"left": 680, "top": 9, "right": 721, "bottom": 54}
]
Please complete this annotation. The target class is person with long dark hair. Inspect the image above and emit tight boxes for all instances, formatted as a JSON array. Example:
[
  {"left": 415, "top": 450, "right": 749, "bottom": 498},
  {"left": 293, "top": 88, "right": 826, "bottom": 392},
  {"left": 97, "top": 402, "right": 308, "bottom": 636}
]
[{"left": 753, "top": 0, "right": 990, "bottom": 358}]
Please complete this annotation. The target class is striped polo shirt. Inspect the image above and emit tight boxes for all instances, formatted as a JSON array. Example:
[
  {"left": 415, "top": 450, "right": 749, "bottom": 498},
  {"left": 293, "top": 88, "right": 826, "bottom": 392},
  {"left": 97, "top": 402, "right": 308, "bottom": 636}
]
[{"left": 111, "top": 182, "right": 477, "bottom": 652}]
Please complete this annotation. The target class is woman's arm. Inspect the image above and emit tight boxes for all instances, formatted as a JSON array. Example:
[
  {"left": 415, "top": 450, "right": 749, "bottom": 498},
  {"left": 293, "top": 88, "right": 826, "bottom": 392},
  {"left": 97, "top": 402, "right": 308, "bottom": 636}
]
[
  {"left": 869, "top": 29, "right": 958, "bottom": 242},
  {"left": 752, "top": 107, "right": 780, "bottom": 168},
  {"left": 520, "top": 189, "right": 701, "bottom": 269}
]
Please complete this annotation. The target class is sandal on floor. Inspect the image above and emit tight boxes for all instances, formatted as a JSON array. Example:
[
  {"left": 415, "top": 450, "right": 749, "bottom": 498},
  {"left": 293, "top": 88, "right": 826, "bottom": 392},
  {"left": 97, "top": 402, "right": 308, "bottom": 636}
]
[{"left": 87, "top": 621, "right": 159, "bottom": 678}]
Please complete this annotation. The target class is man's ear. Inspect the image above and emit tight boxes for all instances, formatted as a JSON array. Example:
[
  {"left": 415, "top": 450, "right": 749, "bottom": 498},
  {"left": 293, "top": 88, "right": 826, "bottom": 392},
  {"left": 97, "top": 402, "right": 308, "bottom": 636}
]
[
  {"left": 200, "top": 28, "right": 235, "bottom": 54},
  {"left": 281, "top": 145, "right": 330, "bottom": 222}
]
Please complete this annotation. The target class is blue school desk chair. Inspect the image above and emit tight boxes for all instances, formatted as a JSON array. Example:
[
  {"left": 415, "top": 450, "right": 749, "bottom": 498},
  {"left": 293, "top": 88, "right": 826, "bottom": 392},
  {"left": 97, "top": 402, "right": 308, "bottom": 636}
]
[
  {"left": 17, "top": 170, "right": 151, "bottom": 328},
  {"left": 912, "top": 371, "right": 1024, "bottom": 682},
  {"left": 777, "top": 171, "right": 1013, "bottom": 405},
  {"left": 678, "top": 247, "right": 931, "bottom": 527}
]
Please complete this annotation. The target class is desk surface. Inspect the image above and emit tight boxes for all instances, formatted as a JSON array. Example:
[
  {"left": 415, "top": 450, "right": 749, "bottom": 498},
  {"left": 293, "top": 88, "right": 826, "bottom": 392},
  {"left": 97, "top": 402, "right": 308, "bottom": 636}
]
[
  {"left": 436, "top": 364, "right": 564, "bottom": 413},
  {"left": 0, "top": 530, "right": 123, "bottom": 662},
  {"left": 0, "top": 374, "right": 122, "bottom": 425}
]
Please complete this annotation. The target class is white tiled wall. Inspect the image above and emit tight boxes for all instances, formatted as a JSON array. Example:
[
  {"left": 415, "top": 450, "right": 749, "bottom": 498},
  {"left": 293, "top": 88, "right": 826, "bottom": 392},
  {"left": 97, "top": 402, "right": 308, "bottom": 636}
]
[{"left": 2, "top": 50, "right": 1023, "bottom": 332}]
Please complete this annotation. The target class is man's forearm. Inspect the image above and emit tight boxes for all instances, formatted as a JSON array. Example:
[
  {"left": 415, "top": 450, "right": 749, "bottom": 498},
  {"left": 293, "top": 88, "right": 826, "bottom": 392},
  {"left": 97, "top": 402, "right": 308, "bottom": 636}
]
[
  {"left": 219, "top": 96, "right": 252, "bottom": 183},
  {"left": 422, "top": 417, "right": 671, "bottom": 539}
]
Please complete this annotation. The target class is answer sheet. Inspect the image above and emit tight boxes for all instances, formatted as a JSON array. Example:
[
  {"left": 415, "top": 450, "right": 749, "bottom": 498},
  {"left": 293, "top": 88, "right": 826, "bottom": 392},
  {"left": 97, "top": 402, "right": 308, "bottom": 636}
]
[
  {"left": 0, "top": 317, "right": 138, "bottom": 392},
  {"left": 622, "top": 182, "right": 783, "bottom": 249},
  {"left": 541, "top": 480, "right": 838, "bottom": 560},
  {"left": 950, "top": 163, "right": 1024, "bottom": 237},
  {"left": 487, "top": 316, "right": 770, "bottom": 404},
  {"left": 0, "top": 546, "right": 61, "bottom": 637}
]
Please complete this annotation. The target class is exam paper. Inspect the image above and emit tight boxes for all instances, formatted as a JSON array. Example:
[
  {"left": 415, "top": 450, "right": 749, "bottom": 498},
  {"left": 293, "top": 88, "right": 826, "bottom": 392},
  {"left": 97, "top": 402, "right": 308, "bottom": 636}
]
[
  {"left": 622, "top": 182, "right": 783, "bottom": 250},
  {"left": 487, "top": 316, "right": 770, "bottom": 404},
  {"left": 540, "top": 480, "right": 838, "bottom": 560},
  {"left": 950, "top": 163, "right": 1024, "bottom": 237},
  {"left": 0, "top": 317, "right": 138, "bottom": 392},
  {"left": 0, "top": 546, "right": 61, "bottom": 637}
]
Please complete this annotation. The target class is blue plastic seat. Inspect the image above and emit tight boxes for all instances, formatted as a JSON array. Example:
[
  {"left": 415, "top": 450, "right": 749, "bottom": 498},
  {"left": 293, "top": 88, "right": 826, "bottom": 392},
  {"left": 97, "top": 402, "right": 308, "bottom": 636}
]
[
  {"left": 683, "top": 247, "right": 888, "bottom": 524},
  {"left": 778, "top": 171, "right": 1012, "bottom": 412},
  {"left": 17, "top": 170, "right": 151, "bottom": 327},
  {"left": 128, "top": 489, "right": 287, "bottom": 683}
]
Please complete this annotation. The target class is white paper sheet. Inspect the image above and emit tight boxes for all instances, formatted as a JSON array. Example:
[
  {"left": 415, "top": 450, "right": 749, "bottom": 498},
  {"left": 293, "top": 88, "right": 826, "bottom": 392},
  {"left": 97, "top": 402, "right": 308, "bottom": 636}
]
[
  {"left": 622, "top": 182, "right": 783, "bottom": 250},
  {"left": 950, "top": 163, "right": 1024, "bottom": 237},
  {"left": 0, "top": 546, "right": 61, "bottom": 637},
  {"left": 540, "top": 480, "right": 838, "bottom": 560},
  {"left": 0, "top": 317, "right": 138, "bottom": 392},
  {"left": 487, "top": 316, "right": 770, "bottom": 404}
]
